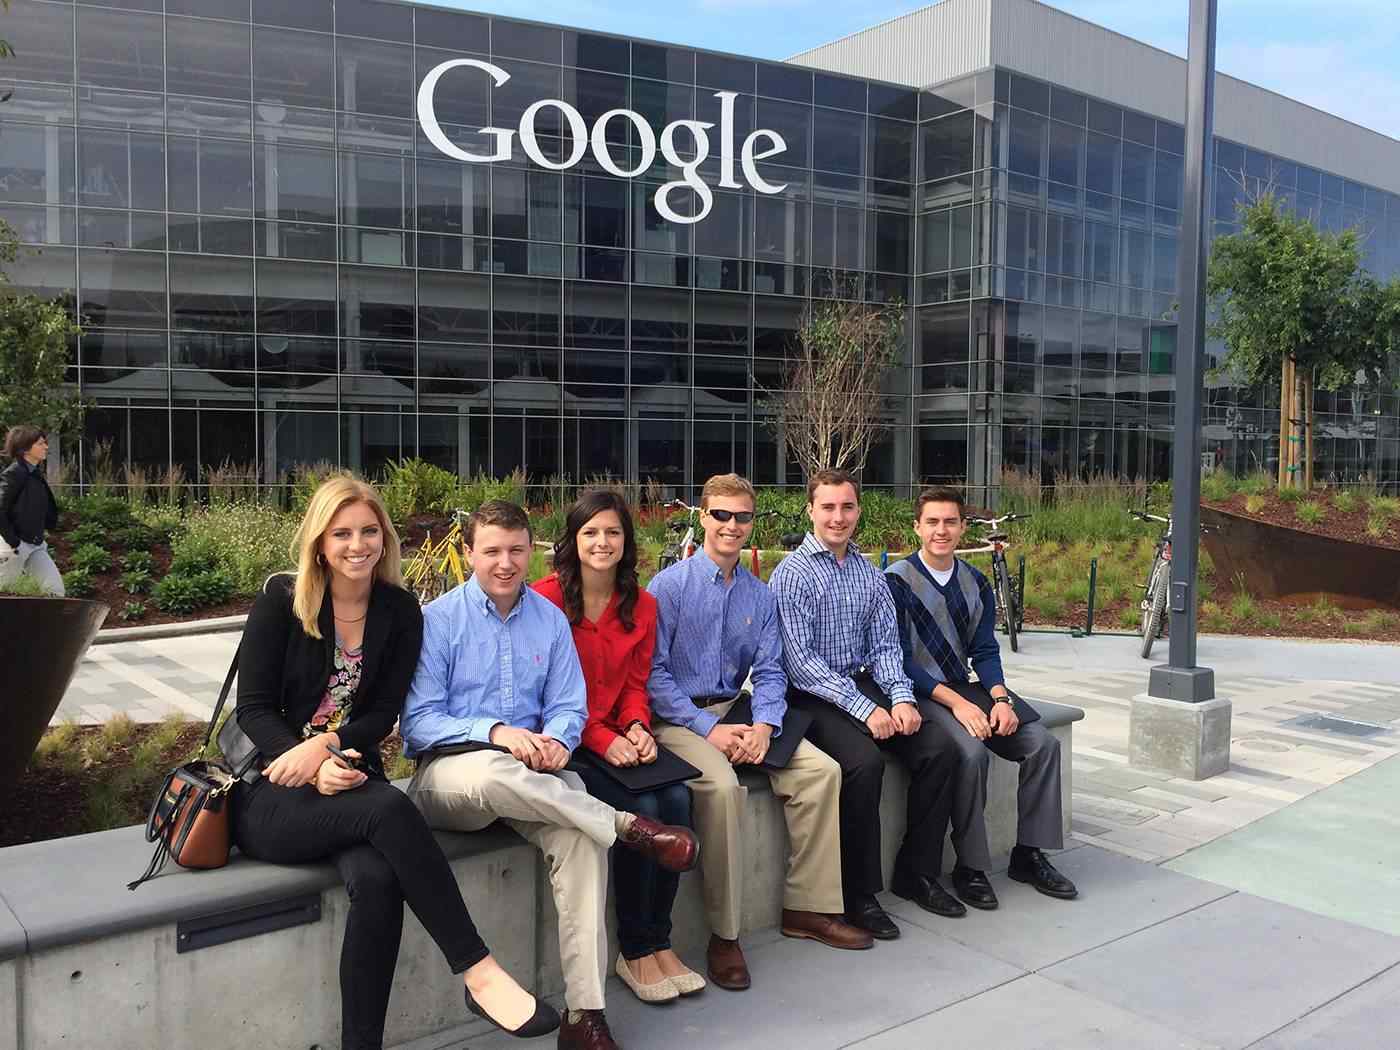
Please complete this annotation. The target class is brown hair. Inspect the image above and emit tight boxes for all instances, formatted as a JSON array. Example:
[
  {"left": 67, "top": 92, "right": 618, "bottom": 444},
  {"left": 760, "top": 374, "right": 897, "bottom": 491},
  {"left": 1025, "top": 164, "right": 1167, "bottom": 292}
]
[
  {"left": 3, "top": 425, "right": 46, "bottom": 461},
  {"left": 552, "top": 489, "right": 640, "bottom": 631},
  {"left": 914, "top": 486, "right": 966, "bottom": 520},
  {"left": 289, "top": 476, "right": 404, "bottom": 639},
  {"left": 700, "top": 472, "right": 756, "bottom": 509},
  {"left": 464, "top": 499, "right": 532, "bottom": 548},
  {"left": 806, "top": 468, "right": 860, "bottom": 504}
]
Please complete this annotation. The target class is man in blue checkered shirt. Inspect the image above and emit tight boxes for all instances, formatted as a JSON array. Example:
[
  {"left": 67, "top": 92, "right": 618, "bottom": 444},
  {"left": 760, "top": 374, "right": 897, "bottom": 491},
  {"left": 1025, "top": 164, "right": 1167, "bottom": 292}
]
[
  {"left": 885, "top": 486, "right": 1077, "bottom": 911},
  {"left": 769, "top": 468, "right": 961, "bottom": 941}
]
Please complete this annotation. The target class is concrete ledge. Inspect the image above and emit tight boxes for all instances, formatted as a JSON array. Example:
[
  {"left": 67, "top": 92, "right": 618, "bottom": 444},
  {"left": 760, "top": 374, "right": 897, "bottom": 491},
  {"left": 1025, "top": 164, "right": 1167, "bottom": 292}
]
[
  {"left": 0, "top": 700, "right": 1083, "bottom": 1048},
  {"left": 92, "top": 613, "right": 248, "bottom": 644}
]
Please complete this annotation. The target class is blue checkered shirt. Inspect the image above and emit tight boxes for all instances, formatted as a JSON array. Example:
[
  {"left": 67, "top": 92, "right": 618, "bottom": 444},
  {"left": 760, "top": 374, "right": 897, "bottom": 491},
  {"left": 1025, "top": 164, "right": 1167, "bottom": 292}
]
[{"left": 768, "top": 533, "right": 914, "bottom": 721}]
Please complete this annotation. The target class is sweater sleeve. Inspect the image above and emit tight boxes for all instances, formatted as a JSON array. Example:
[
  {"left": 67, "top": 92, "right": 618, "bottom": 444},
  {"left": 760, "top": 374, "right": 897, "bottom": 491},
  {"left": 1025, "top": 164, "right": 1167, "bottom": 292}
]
[
  {"left": 233, "top": 578, "right": 303, "bottom": 758},
  {"left": 335, "top": 591, "right": 424, "bottom": 754},
  {"left": 968, "top": 573, "right": 1006, "bottom": 690},
  {"left": 0, "top": 467, "right": 22, "bottom": 549}
]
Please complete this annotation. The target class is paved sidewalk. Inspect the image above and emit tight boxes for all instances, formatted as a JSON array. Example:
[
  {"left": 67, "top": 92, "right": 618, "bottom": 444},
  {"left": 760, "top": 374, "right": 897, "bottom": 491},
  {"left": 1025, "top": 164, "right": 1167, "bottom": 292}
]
[{"left": 393, "top": 840, "right": 1400, "bottom": 1050}]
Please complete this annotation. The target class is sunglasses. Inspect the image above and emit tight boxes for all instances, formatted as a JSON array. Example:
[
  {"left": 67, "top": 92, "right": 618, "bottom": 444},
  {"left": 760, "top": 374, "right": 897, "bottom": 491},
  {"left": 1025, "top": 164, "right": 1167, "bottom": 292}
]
[{"left": 705, "top": 509, "right": 754, "bottom": 524}]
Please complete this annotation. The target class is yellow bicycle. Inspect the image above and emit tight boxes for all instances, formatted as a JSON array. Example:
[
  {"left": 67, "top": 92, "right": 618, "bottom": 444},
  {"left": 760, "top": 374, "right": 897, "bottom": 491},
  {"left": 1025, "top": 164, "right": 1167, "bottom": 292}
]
[{"left": 402, "top": 511, "right": 470, "bottom": 604}]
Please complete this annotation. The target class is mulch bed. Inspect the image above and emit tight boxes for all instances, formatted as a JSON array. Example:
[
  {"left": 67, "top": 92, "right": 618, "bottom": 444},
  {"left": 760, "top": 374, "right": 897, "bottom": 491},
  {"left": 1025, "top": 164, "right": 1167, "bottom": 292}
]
[{"left": 1202, "top": 491, "right": 1400, "bottom": 550}]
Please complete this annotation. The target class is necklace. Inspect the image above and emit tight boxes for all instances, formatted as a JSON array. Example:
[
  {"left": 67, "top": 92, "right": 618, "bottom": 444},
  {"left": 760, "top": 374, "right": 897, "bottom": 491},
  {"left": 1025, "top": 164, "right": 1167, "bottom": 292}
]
[{"left": 334, "top": 612, "right": 366, "bottom": 623}]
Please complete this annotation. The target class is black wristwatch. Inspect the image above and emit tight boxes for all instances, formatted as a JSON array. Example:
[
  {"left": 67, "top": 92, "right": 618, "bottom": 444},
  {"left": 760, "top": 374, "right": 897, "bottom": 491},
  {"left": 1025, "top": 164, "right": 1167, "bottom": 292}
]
[{"left": 991, "top": 696, "right": 1012, "bottom": 707}]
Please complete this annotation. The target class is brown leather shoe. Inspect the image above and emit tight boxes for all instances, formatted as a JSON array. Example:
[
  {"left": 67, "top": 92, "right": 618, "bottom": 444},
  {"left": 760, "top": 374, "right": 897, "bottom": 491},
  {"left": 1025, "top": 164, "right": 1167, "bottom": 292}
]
[
  {"left": 556, "top": 1009, "right": 619, "bottom": 1050},
  {"left": 706, "top": 934, "right": 751, "bottom": 991},
  {"left": 780, "top": 909, "right": 875, "bottom": 950},
  {"left": 618, "top": 814, "right": 699, "bottom": 873}
]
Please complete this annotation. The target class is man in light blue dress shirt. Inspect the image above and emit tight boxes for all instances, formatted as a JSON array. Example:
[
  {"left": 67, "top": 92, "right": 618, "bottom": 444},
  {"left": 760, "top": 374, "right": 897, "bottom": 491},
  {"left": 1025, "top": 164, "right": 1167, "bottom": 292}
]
[
  {"left": 648, "top": 473, "right": 870, "bottom": 994},
  {"left": 402, "top": 501, "right": 697, "bottom": 1050}
]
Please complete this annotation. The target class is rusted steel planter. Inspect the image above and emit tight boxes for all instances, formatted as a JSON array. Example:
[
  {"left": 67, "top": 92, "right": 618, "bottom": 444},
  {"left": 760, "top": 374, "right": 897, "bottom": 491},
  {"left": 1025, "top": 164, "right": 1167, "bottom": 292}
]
[
  {"left": 1200, "top": 506, "right": 1400, "bottom": 610},
  {"left": 0, "top": 596, "right": 108, "bottom": 796}
]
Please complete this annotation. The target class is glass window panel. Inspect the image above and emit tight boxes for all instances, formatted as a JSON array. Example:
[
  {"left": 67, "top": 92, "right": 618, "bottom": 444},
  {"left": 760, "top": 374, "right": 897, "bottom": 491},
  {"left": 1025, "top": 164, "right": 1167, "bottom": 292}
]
[
  {"left": 1085, "top": 132, "right": 1118, "bottom": 196},
  {"left": 630, "top": 287, "right": 690, "bottom": 354},
  {"left": 337, "top": 36, "right": 411, "bottom": 118},
  {"left": 491, "top": 19, "right": 559, "bottom": 63},
  {"left": 1008, "top": 110, "right": 1044, "bottom": 178},
  {"left": 168, "top": 138, "right": 253, "bottom": 215},
  {"left": 1087, "top": 99, "right": 1121, "bottom": 137},
  {"left": 79, "top": 248, "right": 167, "bottom": 328},
  {"left": 77, "top": 9, "right": 163, "bottom": 94},
  {"left": 753, "top": 196, "right": 808, "bottom": 264},
  {"left": 576, "top": 176, "right": 627, "bottom": 248},
  {"left": 1050, "top": 87, "right": 1086, "bottom": 126},
  {"left": 2, "top": 1, "right": 74, "bottom": 84},
  {"left": 814, "top": 73, "right": 865, "bottom": 112},
  {"left": 1153, "top": 232, "right": 1178, "bottom": 293},
  {"left": 1009, "top": 74, "right": 1049, "bottom": 115},
  {"left": 1120, "top": 227, "right": 1149, "bottom": 288},
  {"left": 0, "top": 122, "right": 77, "bottom": 204},
  {"left": 83, "top": 329, "right": 166, "bottom": 370},
  {"left": 869, "top": 83, "right": 917, "bottom": 121},
  {"left": 757, "top": 63, "right": 810, "bottom": 103},
  {"left": 1123, "top": 110, "right": 1155, "bottom": 146},
  {"left": 257, "top": 259, "right": 337, "bottom": 334},
  {"left": 754, "top": 295, "right": 801, "bottom": 357},
  {"left": 871, "top": 210, "right": 910, "bottom": 273},
  {"left": 563, "top": 31, "right": 627, "bottom": 75},
  {"left": 255, "top": 143, "right": 336, "bottom": 223},
  {"left": 78, "top": 129, "right": 165, "bottom": 211},
  {"left": 493, "top": 276, "right": 560, "bottom": 347},
  {"left": 631, "top": 41, "right": 692, "bottom": 83},
  {"left": 921, "top": 208, "right": 950, "bottom": 273},
  {"left": 1086, "top": 220, "right": 1115, "bottom": 284},
  {"left": 922, "top": 112, "right": 974, "bottom": 181},
  {"left": 340, "top": 265, "right": 413, "bottom": 340},
  {"left": 413, "top": 272, "right": 487, "bottom": 344},
  {"left": 254, "top": 28, "right": 334, "bottom": 110},
  {"left": 1155, "top": 150, "right": 1183, "bottom": 212},
  {"left": 870, "top": 118, "right": 914, "bottom": 183},
  {"left": 813, "top": 108, "right": 866, "bottom": 176},
  {"left": 564, "top": 68, "right": 629, "bottom": 128},
  {"left": 694, "top": 192, "right": 747, "bottom": 259},
  {"left": 170, "top": 254, "right": 254, "bottom": 331},
  {"left": 694, "top": 291, "right": 749, "bottom": 356},
  {"left": 1045, "top": 214, "right": 1081, "bottom": 277},
  {"left": 631, "top": 180, "right": 690, "bottom": 255},
  {"left": 340, "top": 152, "right": 410, "bottom": 228},
  {"left": 4, "top": 245, "right": 75, "bottom": 307},
  {"left": 1121, "top": 141, "right": 1152, "bottom": 203},
  {"left": 416, "top": 158, "right": 488, "bottom": 237},
  {"left": 918, "top": 303, "right": 970, "bottom": 366},
  {"left": 564, "top": 281, "right": 625, "bottom": 350},
  {"left": 165, "top": 16, "right": 250, "bottom": 100},
  {"left": 1048, "top": 121, "right": 1083, "bottom": 187},
  {"left": 336, "top": 0, "right": 410, "bottom": 42},
  {"left": 811, "top": 202, "right": 864, "bottom": 269},
  {"left": 696, "top": 53, "right": 754, "bottom": 93},
  {"left": 254, "top": 0, "right": 330, "bottom": 31}
]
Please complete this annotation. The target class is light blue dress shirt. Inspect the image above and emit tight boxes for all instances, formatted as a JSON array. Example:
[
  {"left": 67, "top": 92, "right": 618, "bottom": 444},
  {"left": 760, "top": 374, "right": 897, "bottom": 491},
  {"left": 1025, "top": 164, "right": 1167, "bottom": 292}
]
[
  {"left": 400, "top": 576, "right": 587, "bottom": 758},
  {"left": 646, "top": 549, "right": 787, "bottom": 738}
]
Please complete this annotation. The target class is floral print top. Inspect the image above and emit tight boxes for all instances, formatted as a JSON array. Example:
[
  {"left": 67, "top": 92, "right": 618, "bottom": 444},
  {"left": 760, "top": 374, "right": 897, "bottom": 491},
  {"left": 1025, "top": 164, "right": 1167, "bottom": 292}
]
[{"left": 302, "top": 642, "right": 363, "bottom": 738}]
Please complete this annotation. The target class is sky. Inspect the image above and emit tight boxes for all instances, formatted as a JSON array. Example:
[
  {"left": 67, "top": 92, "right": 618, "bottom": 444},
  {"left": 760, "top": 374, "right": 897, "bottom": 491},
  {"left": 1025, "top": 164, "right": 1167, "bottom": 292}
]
[{"left": 435, "top": 0, "right": 1400, "bottom": 140}]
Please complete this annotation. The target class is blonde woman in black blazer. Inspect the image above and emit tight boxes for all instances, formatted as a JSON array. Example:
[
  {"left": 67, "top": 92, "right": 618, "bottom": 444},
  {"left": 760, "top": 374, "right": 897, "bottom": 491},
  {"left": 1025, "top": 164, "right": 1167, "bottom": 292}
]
[{"left": 231, "top": 476, "right": 557, "bottom": 1049}]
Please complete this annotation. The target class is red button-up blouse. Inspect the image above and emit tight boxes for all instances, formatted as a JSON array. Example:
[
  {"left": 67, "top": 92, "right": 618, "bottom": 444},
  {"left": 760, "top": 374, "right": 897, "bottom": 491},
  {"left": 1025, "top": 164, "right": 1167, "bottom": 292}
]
[{"left": 531, "top": 573, "right": 658, "bottom": 757}]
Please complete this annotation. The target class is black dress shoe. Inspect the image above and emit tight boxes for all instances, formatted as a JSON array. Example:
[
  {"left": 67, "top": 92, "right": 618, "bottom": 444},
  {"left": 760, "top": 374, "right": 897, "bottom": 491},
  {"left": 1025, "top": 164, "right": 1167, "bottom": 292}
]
[
  {"left": 1007, "top": 846, "right": 1079, "bottom": 900},
  {"left": 890, "top": 869, "right": 967, "bottom": 918},
  {"left": 843, "top": 896, "right": 900, "bottom": 940},
  {"left": 951, "top": 865, "right": 999, "bottom": 910},
  {"left": 466, "top": 985, "right": 562, "bottom": 1039}
]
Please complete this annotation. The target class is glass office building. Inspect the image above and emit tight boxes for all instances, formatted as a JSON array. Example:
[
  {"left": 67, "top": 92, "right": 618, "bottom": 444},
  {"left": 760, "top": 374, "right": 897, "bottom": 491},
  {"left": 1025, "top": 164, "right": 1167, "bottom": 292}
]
[{"left": 1, "top": 0, "right": 1397, "bottom": 500}]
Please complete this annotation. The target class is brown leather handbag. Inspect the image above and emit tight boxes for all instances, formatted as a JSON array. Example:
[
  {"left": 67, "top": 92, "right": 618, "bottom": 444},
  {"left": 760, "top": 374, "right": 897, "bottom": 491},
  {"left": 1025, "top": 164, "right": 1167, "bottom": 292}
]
[{"left": 128, "top": 651, "right": 243, "bottom": 890}]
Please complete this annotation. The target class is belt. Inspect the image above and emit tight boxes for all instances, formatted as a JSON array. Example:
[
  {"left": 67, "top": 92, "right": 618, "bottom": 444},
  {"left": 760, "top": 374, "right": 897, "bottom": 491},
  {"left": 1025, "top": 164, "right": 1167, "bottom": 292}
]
[{"left": 693, "top": 692, "right": 747, "bottom": 710}]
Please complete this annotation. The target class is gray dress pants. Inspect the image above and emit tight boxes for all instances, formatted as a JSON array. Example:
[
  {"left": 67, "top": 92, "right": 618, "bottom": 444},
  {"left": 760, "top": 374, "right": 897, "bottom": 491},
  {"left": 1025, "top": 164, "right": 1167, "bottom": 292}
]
[{"left": 921, "top": 689, "right": 1063, "bottom": 872}]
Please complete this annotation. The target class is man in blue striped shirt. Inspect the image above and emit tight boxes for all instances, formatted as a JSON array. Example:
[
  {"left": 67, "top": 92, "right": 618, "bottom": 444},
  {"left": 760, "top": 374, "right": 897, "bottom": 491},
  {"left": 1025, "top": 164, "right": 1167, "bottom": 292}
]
[
  {"left": 769, "top": 469, "right": 962, "bottom": 941},
  {"left": 885, "top": 487, "right": 1076, "bottom": 908},
  {"left": 648, "top": 473, "right": 869, "bottom": 992}
]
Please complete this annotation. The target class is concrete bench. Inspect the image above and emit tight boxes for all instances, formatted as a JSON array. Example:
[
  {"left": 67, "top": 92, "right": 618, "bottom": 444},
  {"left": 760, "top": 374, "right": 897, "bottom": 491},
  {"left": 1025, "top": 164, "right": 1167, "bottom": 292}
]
[{"left": 0, "top": 700, "right": 1082, "bottom": 1050}]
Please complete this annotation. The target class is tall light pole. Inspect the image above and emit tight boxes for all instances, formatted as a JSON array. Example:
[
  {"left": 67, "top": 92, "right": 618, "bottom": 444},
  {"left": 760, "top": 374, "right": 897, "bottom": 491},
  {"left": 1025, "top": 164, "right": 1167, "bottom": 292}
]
[{"left": 1131, "top": 0, "right": 1230, "bottom": 779}]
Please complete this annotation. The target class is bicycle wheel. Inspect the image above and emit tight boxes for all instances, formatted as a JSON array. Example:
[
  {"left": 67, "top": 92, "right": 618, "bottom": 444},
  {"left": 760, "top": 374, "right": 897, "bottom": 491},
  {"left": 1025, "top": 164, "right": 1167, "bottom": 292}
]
[
  {"left": 657, "top": 547, "right": 678, "bottom": 572},
  {"left": 1139, "top": 561, "right": 1168, "bottom": 659},
  {"left": 996, "top": 559, "right": 1020, "bottom": 653}
]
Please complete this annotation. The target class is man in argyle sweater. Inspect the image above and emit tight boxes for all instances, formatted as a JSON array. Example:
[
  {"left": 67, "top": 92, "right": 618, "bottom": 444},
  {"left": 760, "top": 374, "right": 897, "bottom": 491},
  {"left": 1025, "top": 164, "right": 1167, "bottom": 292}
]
[{"left": 884, "top": 486, "right": 1078, "bottom": 910}]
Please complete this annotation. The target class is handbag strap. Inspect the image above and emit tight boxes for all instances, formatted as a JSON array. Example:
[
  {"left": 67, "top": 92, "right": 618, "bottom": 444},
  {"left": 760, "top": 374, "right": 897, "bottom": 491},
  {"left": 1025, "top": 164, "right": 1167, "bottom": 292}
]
[{"left": 201, "top": 645, "right": 242, "bottom": 753}]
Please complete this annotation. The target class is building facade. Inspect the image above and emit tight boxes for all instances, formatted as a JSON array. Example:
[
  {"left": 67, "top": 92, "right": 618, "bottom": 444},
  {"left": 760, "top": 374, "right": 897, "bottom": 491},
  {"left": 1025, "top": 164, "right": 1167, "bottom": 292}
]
[{"left": 0, "top": 0, "right": 1397, "bottom": 501}]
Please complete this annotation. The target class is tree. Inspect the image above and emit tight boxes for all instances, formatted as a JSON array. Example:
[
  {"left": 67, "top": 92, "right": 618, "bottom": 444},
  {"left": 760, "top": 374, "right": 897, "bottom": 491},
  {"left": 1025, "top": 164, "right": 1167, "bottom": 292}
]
[
  {"left": 0, "top": 222, "right": 85, "bottom": 435},
  {"left": 1206, "top": 194, "right": 1400, "bottom": 490},
  {"left": 759, "top": 285, "right": 904, "bottom": 479}
]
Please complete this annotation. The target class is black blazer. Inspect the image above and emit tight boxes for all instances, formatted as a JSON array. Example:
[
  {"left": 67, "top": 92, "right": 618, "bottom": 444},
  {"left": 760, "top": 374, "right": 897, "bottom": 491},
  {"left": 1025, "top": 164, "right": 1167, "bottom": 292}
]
[
  {"left": 0, "top": 459, "right": 59, "bottom": 549},
  {"left": 234, "top": 573, "right": 424, "bottom": 774}
]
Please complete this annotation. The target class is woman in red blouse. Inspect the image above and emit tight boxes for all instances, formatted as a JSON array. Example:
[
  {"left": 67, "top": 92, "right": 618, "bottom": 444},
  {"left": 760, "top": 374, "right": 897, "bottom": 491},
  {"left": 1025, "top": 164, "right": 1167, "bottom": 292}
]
[{"left": 533, "top": 489, "right": 704, "bottom": 1004}]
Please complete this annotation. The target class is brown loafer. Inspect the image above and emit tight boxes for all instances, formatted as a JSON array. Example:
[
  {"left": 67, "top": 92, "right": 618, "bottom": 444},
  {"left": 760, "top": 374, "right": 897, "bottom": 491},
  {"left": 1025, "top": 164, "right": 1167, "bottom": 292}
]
[
  {"left": 706, "top": 934, "right": 751, "bottom": 991},
  {"left": 618, "top": 815, "right": 699, "bottom": 873},
  {"left": 556, "top": 1008, "right": 619, "bottom": 1050},
  {"left": 780, "top": 909, "right": 875, "bottom": 950}
]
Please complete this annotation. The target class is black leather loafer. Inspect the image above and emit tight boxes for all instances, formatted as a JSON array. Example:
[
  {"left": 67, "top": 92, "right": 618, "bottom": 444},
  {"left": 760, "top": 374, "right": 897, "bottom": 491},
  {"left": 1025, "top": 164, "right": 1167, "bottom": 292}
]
[
  {"left": 844, "top": 896, "right": 901, "bottom": 940},
  {"left": 890, "top": 869, "right": 967, "bottom": 918},
  {"left": 951, "top": 865, "right": 999, "bottom": 910},
  {"left": 1007, "top": 847, "right": 1079, "bottom": 900}
]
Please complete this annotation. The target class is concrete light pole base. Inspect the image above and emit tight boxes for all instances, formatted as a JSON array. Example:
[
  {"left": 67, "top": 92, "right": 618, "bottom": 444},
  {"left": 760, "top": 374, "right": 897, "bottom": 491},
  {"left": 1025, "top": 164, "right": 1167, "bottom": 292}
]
[{"left": 1129, "top": 693, "right": 1232, "bottom": 780}]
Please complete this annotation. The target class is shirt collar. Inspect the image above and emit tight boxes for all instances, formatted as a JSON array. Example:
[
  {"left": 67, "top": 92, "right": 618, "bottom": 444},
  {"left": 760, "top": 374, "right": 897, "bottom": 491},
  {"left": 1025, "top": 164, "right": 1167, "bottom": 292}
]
[
  {"left": 464, "top": 575, "right": 528, "bottom": 623},
  {"left": 690, "top": 547, "right": 745, "bottom": 585},
  {"left": 798, "top": 532, "right": 863, "bottom": 561}
]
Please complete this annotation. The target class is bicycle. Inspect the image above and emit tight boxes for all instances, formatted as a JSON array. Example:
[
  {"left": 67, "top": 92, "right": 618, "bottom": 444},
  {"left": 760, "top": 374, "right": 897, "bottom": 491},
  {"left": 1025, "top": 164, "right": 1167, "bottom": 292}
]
[
  {"left": 964, "top": 513, "right": 1031, "bottom": 653},
  {"left": 402, "top": 510, "right": 470, "bottom": 604},
  {"left": 656, "top": 498, "right": 701, "bottom": 571},
  {"left": 1131, "top": 510, "right": 1172, "bottom": 659}
]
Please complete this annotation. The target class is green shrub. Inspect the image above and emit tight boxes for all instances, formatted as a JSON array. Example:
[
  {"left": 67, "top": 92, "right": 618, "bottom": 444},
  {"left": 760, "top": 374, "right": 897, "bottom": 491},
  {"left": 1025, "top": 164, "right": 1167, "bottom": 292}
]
[
  {"left": 379, "top": 458, "right": 461, "bottom": 521},
  {"left": 1118, "top": 605, "right": 1141, "bottom": 628},
  {"left": 176, "top": 503, "right": 298, "bottom": 595},
  {"left": 0, "top": 574, "right": 47, "bottom": 596},
  {"left": 1008, "top": 470, "right": 1147, "bottom": 546},
  {"left": 1244, "top": 494, "right": 1266, "bottom": 514},
  {"left": 1200, "top": 473, "right": 1236, "bottom": 502},
  {"left": 119, "top": 569, "right": 153, "bottom": 594},
  {"left": 117, "top": 601, "right": 146, "bottom": 622},
  {"left": 69, "top": 494, "right": 134, "bottom": 530},
  {"left": 131, "top": 504, "right": 182, "bottom": 543},
  {"left": 1277, "top": 485, "right": 1304, "bottom": 503},
  {"left": 1295, "top": 502, "right": 1326, "bottom": 526},
  {"left": 1332, "top": 490, "right": 1359, "bottom": 514},
  {"left": 62, "top": 568, "right": 95, "bottom": 597},
  {"left": 67, "top": 520, "right": 107, "bottom": 547},
  {"left": 1363, "top": 609, "right": 1399, "bottom": 632},
  {"left": 1237, "top": 472, "right": 1274, "bottom": 497},
  {"left": 1256, "top": 611, "right": 1282, "bottom": 630},
  {"left": 1370, "top": 495, "right": 1400, "bottom": 520},
  {"left": 122, "top": 550, "right": 154, "bottom": 573},
  {"left": 1366, "top": 513, "right": 1389, "bottom": 538},
  {"left": 112, "top": 523, "right": 161, "bottom": 550},
  {"left": 1229, "top": 590, "right": 1257, "bottom": 623},
  {"left": 70, "top": 543, "right": 112, "bottom": 574},
  {"left": 153, "top": 568, "right": 233, "bottom": 613}
]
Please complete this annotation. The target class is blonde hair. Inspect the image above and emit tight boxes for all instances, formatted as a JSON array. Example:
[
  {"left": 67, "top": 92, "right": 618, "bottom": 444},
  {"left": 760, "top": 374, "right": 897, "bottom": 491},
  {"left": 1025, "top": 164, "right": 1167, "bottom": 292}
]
[
  {"left": 289, "top": 476, "right": 404, "bottom": 638},
  {"left": 700, "top": 472, "right": 756, "bottom": 509}
]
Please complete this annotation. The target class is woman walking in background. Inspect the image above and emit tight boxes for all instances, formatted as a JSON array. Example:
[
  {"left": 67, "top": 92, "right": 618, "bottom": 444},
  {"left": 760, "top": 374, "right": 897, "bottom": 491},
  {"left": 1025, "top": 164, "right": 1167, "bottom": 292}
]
[
  {"left": 231, "top": 475, "right": 557, "bottom": 1048},
  {"left": 533, "top": 489, "right": 705, "bottom": 1003},
  {"left": 0, "top": 425, "right": 63, "bottom": 595}
]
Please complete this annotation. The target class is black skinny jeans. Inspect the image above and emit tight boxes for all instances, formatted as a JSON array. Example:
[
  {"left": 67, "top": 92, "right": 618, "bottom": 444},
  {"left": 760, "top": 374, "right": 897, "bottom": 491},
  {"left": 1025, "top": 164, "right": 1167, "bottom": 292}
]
[
  {"left": 572, "top": 762, "right": 693, "bottom": 960},
  {"left": 233, "top": 777, "right": 491, "bottom": 1050}
]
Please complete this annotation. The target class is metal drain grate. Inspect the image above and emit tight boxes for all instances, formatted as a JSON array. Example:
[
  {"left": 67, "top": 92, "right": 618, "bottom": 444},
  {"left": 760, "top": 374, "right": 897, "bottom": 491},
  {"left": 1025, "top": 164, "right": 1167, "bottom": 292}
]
[{"left": 1281, "top": 713, "right": 1390, "bottom": 738}]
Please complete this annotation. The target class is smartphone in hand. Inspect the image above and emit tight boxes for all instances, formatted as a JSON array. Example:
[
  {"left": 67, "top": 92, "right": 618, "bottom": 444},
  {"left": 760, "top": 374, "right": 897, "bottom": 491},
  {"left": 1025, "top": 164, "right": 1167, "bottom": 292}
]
[{"left": 325, "top": 742, "right": 366, "bottom": 771}]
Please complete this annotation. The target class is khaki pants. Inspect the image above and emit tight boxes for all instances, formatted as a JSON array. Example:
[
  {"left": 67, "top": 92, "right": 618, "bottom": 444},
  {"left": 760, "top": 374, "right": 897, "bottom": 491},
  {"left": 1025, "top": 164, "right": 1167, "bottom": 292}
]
[
  {"left": 409, "top": 750, "right": 617, "bottom": 1011},
  {"left": 655, "top": 700, "right": 844, "bottom": 940}
]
